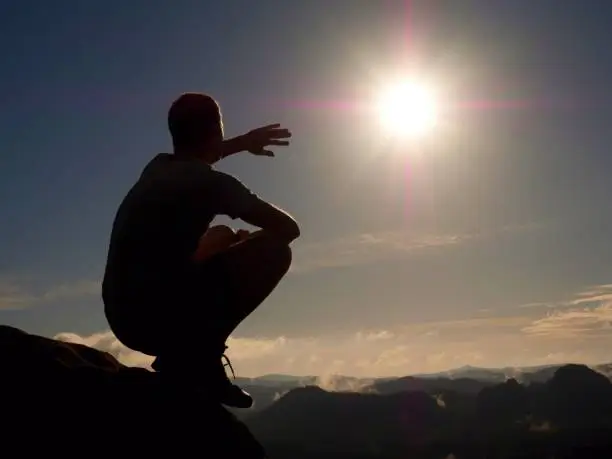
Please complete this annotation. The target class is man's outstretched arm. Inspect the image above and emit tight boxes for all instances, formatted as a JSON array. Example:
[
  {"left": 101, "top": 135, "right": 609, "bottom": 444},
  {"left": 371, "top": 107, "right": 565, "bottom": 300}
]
[{"left": 218, "top": 124, "right": 292, "bottom": 160}]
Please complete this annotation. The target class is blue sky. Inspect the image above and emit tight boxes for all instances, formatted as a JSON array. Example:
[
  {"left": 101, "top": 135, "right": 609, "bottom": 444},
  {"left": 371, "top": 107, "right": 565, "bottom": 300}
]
[{"left": 2, "top": 0, "right": 612, "bottom": 377}]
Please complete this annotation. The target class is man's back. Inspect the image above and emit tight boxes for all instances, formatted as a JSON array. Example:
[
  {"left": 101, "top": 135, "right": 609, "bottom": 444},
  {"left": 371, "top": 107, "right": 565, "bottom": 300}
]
[{"left": 102, "top": 153, "right": 257, "bottom": 308}]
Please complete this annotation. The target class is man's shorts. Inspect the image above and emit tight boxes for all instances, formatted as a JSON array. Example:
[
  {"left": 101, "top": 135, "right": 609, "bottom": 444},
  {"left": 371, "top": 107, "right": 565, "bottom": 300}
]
[{"left": 106, "top": 253, "right": 235, "bottom": 357}]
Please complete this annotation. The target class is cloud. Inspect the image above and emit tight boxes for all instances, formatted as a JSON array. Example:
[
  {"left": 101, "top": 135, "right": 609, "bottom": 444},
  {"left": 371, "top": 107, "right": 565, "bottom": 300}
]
[
  {"left": 522, "top": 303, "right": 612, "bottom": 338},
  {"left": 0, "top": 278, "right": 99, "bottom": 310},
  {"left": 290, "top": 230, "right": 473, "bottom": 274},
  {"left": 290, "top": 222, "right": 542, "bottom": 274},
  {"left": 518, "top": 302, "right": 554, "bottom": 309},
  {"left": 520, "top": 283, "right": 612, "bottom": 339},
  {"left": 225, "top": 336, "right": 290, "bottom": 360},
  {"left": 572, "top": 284, "right": 612, "bottom": 298},
  {"left": 0, "top": 280, "right": 38, "bottom": 310},
  {"left": 52, "top": 278, "right": 612, "bottom": 379},
  {"left": 374, "top": 345, "right": 411, "bottom": 368},
  {"left": 54, "top": 310, "right": 606, "bottom": 379},
  {"left": 41, "top": 280, "right": 100, "bottom": 302},
  {"left": 52, "top": 330, "right": 309, "bottom": 373},
  {"left": 54, "top": 330, "right": 153, "bottom": 368},
  {"left": 355, "top": 330, "right": 395, "bottom": 342}
]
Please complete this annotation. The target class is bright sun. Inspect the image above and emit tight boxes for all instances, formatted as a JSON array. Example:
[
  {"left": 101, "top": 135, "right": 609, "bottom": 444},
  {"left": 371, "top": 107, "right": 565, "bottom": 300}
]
[{"left": 375, "top": 81, "right": 438, "bottom": 138}]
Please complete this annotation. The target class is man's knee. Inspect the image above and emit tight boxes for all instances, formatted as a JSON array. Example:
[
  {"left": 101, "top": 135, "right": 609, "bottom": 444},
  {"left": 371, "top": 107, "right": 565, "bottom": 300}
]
[
  {"left": 252, "top": 234, "right": 292, "bottom": 276},
  {"left": 225, "top": 232, "right": 292, "bottom": 277},
  {"left": 267, "top": 238, "right": 292, "bottom": 274}
]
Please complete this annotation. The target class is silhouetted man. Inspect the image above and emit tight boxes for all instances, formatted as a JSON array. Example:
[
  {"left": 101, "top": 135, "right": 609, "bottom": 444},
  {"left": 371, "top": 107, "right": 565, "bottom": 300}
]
[{"left": 102, "top": 92, "right": 299, "bottom": 408}]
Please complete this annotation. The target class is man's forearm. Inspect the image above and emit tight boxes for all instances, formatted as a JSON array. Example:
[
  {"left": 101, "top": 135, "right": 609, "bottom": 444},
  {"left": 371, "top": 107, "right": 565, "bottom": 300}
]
[
  {"left": 219, "top": 135, "right": 247, "bottom": 160},
  {"left": 235, "top": 229, "right": 298, "bottom": 246}
]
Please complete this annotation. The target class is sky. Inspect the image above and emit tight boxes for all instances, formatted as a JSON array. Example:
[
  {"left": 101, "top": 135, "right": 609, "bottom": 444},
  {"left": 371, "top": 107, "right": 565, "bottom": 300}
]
[{"left": 2, "top": 0, "right": 612, "bottom": 378}]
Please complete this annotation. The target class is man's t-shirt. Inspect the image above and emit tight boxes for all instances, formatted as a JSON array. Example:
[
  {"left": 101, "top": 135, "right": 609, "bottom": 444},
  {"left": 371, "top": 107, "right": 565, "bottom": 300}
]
[{"left": 102, "top": 153, "right": 259, "bottom": 311}]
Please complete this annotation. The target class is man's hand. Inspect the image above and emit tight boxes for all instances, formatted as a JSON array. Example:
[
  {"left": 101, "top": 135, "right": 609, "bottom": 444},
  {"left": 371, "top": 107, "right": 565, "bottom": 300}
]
[
  {"left": 236, "top": 229, "right": 251, "bottom": 241},
  {"left": 193, "top": 225, "right": 239, "bottom": 261},
  {"left": 241, "top": 123, "right": 292, "bottom": 157},
  {"left": 219, "top": 124, "right": 291, "bottom": 160}
]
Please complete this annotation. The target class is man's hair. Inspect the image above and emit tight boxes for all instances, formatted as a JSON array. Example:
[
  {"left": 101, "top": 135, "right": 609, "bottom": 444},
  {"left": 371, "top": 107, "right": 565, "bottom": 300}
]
[{"left": 167, "top": 92, "right": 223, "bottom": 150}]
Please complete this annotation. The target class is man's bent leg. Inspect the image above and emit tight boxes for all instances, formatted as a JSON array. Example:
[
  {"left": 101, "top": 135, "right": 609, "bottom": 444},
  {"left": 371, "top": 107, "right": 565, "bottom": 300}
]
[
  {"left": 153, "top": 233, "right": 292, "bottom": 408},
  {"left": 196, "top": 232, "right": 293, "bottom": 408},
  {"left": 214, "top": 231, "right": 293, "bottom": 340}
]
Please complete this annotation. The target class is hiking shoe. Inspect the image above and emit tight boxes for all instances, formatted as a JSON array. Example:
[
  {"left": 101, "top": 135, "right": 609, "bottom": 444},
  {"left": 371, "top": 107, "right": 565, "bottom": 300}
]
[
  {"left": 218, "top": 351, "right": 253, "bottom": 409},
  {"left": 152, "top": 351, "right": 253, "bottom": 409}
]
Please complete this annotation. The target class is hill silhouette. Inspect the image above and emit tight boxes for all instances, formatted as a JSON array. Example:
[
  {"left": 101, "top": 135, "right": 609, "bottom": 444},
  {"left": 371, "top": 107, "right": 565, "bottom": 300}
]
[
  {"left": 3, "top": 323, "right": 611, "bottom": 458},
  {"left": 228, "top": 362, "right": 612, "bottom": 416},
  {"left": 0, "top": 325, "right": 265, "bottom": 457},
  {"left": 370, "top": 375, "right": 493, "bottom": 395},
  {"left": 247, "top": 364, "right": 612, "bottom": 458}
]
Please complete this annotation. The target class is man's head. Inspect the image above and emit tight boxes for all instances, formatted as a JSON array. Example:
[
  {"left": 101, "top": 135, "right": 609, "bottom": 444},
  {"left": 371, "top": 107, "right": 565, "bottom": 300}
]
[{"left": 168, "top": 92, "right": 224, "bottom": 160}]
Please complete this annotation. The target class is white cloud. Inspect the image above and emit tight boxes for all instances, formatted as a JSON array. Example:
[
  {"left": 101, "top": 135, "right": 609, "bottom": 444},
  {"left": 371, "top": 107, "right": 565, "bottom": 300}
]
[
  {"left": 522, "top": 303, "right": 612, "bottom": 338},
  {"left": 374, "top": 345, "right": 411, "bottom": 368},
  {"left": 290, "top": 230, "right": 472, "bottom": 274},
  {"left": 355, "top": 330, "right": 395, "bottom": 342},
  {"left": 0, "top": 280, "right": 37, "bottom": 310},
  {"left": 42, "top": 280, "right": 100, "bottom": 302},
  {"left": 51, "top": 279, "right": 612, "bottom": 379},
  {"left": 520, "top": 284, "right": 612, "bottom": 339},
  {"left": 0, "top": 278, "right": 100, "bottom": 310},
  {"left": 290, "top": 223, "right": 541, "bottom": 274},
  {"left": 54, "top": 330, "right": 153, "bottom": 368},
  {"left": 225, "top": 336, "right": 289, "bottom": 360},
  {"left": 518, "top": 302, "right": 553, "bottom": 309},
  {"left": 53, "top": 310, "right": 609, "bottom": 379}
]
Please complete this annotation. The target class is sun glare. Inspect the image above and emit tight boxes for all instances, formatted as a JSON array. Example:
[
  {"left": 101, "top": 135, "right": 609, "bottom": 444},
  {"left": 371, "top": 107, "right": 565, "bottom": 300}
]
[{"left": 375, "top": 81, "right": 438, "bottom": 138}]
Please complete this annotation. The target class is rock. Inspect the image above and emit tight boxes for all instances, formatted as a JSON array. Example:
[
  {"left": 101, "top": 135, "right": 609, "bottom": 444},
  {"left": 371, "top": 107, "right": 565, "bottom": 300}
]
[{"left": 0, "top": 325, "right": 265, "bottom": 458}]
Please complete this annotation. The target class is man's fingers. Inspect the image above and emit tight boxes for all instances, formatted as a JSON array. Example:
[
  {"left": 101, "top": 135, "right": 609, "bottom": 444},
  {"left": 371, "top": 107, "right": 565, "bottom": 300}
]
[
  {"left": 248, "top": 125, "right": 290, "bottom": 156},
  {"left": 254, "top": 125, "right": 291, "bottom": 138},
  {"left": 255, "top": 123, "right": 281, "bottom": 131},
  {"left": 236, "top": 229, "right": 251, "bottom": 241},
  {"left": 269, "top": 128, "right": 292, "bottom": 139}
]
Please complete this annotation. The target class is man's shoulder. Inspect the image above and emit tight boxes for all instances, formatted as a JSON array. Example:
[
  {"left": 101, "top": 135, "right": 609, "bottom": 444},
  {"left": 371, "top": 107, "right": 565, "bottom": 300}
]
[
  {"left": 134, "top": 154, "right": 253, "bottom": 200},
  {"left": 208, "top": 167, "right": 253, "bottom": 190},
  {"left": 140, "top": 153, "right": 213, "bottom": 181}
]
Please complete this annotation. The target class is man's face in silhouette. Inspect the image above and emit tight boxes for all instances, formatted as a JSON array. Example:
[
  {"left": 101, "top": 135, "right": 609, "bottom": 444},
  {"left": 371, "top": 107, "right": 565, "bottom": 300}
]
[
  {"left": 196, "top": 116, "right": 224, "bottom": 163},
  {"left": 206, "top": 115, "right": 224, "bottom": 145}
]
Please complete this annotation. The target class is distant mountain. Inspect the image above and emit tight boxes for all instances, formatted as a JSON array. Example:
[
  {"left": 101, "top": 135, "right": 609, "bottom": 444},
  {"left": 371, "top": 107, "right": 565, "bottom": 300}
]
[
  {"left": 246, "top": 364, "right": 612, "bottom": 457},
  {"left": 231, "top": 363, "right": 612, "bottom": 416},
  {"left": 414, "top": 365, "right": 515, "bottom": 383},
  {"left": 411, "top": 362, "right": 612, "bottom": 385},
  {"left": 247, "top": 385, "right": 444, "bottom": 453},
  {"left": 233, "top": 374, "right": 371, "bottom": 415},
  {"left": 594, "top": 363, "right": 612, "bottom": 379},
  {"left": 368, "top": 375, "right": 494, "bottom": 395},
  {"left": 257, "top": 374, "right": 316, "bottom": 382},
  {"left": 238, "top": 374, "right": 318, "bottom": 386}
]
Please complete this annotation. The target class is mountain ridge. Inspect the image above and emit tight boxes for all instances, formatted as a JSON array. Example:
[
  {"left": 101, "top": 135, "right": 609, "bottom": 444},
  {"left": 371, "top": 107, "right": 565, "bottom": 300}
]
[
  {"left": 239, "top": 361, "right": 612, "bottom": 386},
  {"left": 231, "top": 362, "right": 612, "bottom": 415},
  {"left": 245, "top": 363, "right": 612, "bottom": 457}
]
